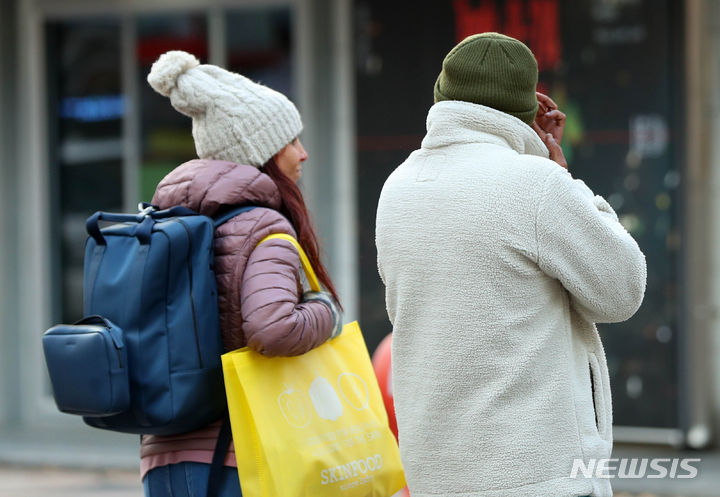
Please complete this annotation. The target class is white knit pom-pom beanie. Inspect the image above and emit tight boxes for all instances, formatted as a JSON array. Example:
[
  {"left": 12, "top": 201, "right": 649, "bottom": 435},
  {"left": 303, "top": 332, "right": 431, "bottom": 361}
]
[{"left": 147, "top": 50, "right": 303, "bottom": 167}]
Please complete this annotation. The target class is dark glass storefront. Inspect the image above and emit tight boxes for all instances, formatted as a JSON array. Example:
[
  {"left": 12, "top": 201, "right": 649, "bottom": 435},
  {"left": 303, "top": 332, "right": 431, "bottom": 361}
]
[{"left": 354, "top": 0, "right": 684, "bottom": 430}]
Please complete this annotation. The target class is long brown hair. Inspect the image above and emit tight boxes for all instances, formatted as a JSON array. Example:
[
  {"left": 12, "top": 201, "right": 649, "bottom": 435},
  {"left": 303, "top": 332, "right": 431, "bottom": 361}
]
[{"left": 261, "top": 158, "right": 341, "bottom": 307}]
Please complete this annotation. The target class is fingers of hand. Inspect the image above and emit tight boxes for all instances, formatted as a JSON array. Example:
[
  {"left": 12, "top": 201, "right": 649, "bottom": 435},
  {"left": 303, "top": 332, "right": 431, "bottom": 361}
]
[
  {"left": 536, "top": 92, "right": 558, "bottom": 111},
  {"left": 544, "top": 135, "right": 568, "bottom": 169},
  {"left": 536, "top": 93, "right": 549, "bottom": 113},
  {"left": 531, "top": 121, "right": 547, "bottom": 138},
  {"left": 544, "top": 109, "right": 566, "bottom": 123},
  {"left": 544, "top": 134, "right": 561, "bottom": 153}
]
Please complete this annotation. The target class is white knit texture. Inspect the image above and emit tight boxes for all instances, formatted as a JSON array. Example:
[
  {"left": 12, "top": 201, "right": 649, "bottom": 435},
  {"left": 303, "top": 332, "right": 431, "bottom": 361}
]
[
  {"left": 147, "top": 51, "right": 200, "bottom": 97},
  {"left": 147, "top": 51, "right": 302, "bottom": 167},
  {"left": 375, "top": 101, "right": 647, "bottom": 497}
]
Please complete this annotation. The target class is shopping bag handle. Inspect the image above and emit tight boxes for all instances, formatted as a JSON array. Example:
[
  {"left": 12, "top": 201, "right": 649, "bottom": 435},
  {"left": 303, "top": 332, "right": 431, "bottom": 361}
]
[{"left": 257, "top": 234, "right": 321, "bottom": 292}]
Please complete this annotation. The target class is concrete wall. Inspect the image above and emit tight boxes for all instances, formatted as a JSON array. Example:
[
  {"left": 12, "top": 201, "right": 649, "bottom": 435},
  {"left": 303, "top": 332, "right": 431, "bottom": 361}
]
[
  {"left": 0, "top": 0, "right": 20, "bottom": 429},
  {"left": 703, "top": 0, "right": 720, "bottom": 446},
  {"left": 299, "top": 0, "right": 358, "bottom": 320},
  {"left": 685, "top": 0, "right": 720, "bottom": 448}
]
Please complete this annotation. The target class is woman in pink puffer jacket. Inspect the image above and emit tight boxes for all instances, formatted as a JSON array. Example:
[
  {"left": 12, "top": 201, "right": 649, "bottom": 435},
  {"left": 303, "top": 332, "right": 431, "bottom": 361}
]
[{"left": 140, "top": 51, "right": 342, "bottom": 497}]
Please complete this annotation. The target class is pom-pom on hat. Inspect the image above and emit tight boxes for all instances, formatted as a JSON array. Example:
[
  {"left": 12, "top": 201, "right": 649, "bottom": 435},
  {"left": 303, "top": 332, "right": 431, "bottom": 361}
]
[
  {"left": 147, "top": 50, "right": 303, "bottom": 168},
  {"left": 434, "top": 33, "right": 539, "bottom": 125}
]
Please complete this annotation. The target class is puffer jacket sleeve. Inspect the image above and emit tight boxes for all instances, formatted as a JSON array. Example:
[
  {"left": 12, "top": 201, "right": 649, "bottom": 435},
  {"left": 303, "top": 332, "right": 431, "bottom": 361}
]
[
  {"left": 238, "top": 212, "right": 335, "bottom": 356},
  {"left": 535, "top": 166, "right": 647, "bottom": 324}
]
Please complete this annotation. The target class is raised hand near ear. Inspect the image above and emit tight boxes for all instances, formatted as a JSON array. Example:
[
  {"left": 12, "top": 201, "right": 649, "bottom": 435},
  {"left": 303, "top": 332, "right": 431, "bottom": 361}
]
[{"left": 534, "top": 92, "right": 566, "bottom": 144}]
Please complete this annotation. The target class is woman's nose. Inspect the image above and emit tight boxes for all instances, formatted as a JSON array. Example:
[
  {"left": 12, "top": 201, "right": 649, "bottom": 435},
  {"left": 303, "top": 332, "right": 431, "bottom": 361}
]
[{"left": 298, "top": 143, "right": 308, "bottom": 161}]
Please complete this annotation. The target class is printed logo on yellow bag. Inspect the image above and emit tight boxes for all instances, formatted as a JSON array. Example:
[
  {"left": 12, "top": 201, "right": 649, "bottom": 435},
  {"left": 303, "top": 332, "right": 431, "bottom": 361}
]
[
  {"left": 222, "top": 322, "right": 406, "bottom": 497},
  {"left": 278, "top": 383, "right": 313, "bottom": 428},
  {"left": 309, "top": 375, "right": 344, "bottom": 421},
  {"left": 339, "top": 373, "right": 370, "bottom": 411}
]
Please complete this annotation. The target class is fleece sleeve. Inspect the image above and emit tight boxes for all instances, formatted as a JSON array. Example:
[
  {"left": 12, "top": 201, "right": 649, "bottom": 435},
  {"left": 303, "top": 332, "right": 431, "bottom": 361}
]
[{"left": 535, "top": 167, "right": 647, "bottom": 323}]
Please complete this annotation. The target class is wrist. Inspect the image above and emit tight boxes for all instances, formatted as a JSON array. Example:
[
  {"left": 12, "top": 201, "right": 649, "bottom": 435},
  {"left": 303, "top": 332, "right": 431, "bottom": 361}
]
[{"left": 303, "top": 291, "right": 343, "bottom": 338}]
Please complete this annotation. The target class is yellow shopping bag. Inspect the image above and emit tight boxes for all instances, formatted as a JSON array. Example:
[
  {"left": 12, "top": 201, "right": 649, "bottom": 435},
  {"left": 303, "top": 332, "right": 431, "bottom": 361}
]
[
  {"left": 223, "top": 322, "right": 406, "bottom": 497},
  {"left": 222, "top": 234, "right": 406, "bottom": 497}
]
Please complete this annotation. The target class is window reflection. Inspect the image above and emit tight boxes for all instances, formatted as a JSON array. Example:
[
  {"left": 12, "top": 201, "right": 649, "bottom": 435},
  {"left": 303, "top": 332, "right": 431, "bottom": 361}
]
[{"left": 46, "top": 20, "right": 123, "bottom": 324}]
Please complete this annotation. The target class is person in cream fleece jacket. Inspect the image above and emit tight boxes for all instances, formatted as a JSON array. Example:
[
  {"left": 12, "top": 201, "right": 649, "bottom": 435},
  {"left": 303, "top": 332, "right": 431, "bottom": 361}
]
[{"left": 375, "top": 33, "right": 646, "bottom": 497}]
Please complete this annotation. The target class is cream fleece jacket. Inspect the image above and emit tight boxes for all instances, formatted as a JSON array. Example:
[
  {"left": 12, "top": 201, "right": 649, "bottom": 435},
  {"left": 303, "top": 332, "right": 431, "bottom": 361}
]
[{"left": 375, "top": 101, "right": 647, "bottom": 497}]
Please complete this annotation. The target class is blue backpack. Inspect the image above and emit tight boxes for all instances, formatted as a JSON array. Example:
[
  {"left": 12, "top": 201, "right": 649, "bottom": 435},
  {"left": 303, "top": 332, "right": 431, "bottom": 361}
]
[{"left": 42, "top": 204, "right": 254, "bottom": 436}]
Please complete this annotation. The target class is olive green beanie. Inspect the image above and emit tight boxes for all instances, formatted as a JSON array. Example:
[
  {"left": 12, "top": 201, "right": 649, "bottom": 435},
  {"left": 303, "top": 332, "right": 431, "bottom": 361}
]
[{"left": 434, "top": 32, "right": 539, "bottom": 125}]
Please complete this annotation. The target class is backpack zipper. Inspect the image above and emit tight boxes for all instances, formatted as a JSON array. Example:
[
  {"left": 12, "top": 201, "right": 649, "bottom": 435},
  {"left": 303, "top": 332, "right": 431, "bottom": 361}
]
[
  {"left": 90, "top": 319, "right": 125, "bottom": 369},
  {"left": 72, "top": 327, "right": 124, "bottom": 368},
  {"left": 114, "top": 344, "right": 124, "bottom": 369},
  {"left": 177, "top": 219, "right": 204, "bottom": 368}
]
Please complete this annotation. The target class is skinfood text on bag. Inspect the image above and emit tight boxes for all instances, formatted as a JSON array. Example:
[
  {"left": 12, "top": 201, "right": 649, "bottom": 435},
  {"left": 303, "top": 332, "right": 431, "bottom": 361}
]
[
  {"left": 321, "top": 454, "right": 384, "bottom": 487},
  {"left": 306, "top": 421, "right": 384, "bottom": 457}
]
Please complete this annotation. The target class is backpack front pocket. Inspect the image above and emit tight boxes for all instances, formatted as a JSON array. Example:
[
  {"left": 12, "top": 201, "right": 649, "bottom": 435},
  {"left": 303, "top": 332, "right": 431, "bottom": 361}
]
[{"left": 42, "top": 316, "right": 130, "bottom": 416}]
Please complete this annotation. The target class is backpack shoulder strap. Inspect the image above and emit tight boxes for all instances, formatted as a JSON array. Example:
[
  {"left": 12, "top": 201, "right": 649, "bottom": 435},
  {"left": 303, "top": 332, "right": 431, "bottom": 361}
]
[
  {"left": 213, "top": 206, "right": 257, "bottom": 228},
  {"left": 206, "top": 415, "right": 232, "bottom": 497}
]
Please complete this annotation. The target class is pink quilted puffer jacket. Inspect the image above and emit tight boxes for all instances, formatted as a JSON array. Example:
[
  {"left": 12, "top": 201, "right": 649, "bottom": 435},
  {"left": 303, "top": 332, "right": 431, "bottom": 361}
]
[{"left": 140, "top": 159, "right": 335, "bottom": 476}]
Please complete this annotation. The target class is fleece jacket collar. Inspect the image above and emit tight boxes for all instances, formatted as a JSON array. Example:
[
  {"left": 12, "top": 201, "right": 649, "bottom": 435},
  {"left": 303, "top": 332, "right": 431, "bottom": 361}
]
[{"left": 421, "top": 100, "right": 550, "bottom": 159}]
